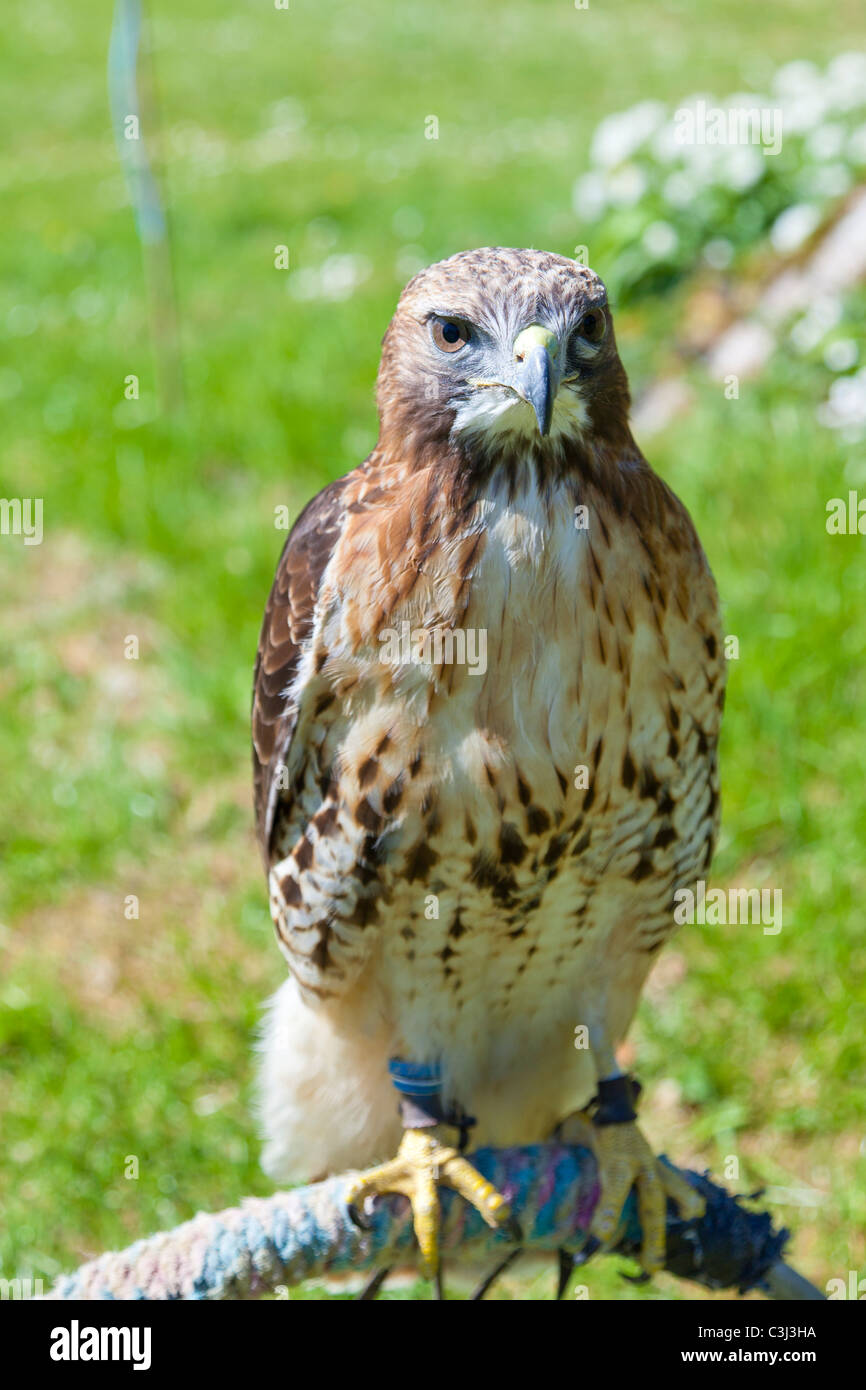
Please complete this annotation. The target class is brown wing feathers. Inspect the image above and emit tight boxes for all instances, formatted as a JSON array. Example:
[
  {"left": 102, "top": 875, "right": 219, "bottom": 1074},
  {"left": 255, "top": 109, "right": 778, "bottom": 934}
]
[{"left": 251, "top": 476, "right": 349, "bottom": 862}]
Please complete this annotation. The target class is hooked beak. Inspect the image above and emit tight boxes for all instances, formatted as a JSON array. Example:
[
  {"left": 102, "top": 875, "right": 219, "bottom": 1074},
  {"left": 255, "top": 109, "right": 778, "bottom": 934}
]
[{"left": 513, "top": 324, "right": 559, "bottom": 436}]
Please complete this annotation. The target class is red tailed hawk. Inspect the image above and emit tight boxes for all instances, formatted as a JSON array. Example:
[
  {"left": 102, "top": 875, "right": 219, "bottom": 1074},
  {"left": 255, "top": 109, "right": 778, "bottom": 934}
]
[{"left": 253, "top": 247, "right": 722, "bottom": 1293}]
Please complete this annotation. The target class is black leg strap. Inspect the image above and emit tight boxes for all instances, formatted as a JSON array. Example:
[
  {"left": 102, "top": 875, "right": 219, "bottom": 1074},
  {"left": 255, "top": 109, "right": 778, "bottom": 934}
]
[
  {"left": 389, "top": 1058, "right": 476, "bottom": 1148},
  {"left": 397, "top": 1094, "right": 477, "bottom": 1149},
  {"left": 592, "top": 1073, "right": 640, "bottom": 1127}
]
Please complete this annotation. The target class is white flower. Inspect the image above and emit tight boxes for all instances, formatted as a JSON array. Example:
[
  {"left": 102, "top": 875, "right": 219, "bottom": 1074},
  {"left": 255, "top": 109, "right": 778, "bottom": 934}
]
[
  {"left": 703, "top": 238, "right": 734, "bottom": 269},
  {"left": 319, "top": 254, "right": 371, "bottom": 299},
  {"left": 572, "top": 171, "right": 608, "bottom": 221},
  {"left": 824, "top": 338, "right": 859, "bottom": 373},
  {"left": 789, "top": 297, "right": 843, "bottom": 353},
  {"left": 772, "top": 60, "right": 823, "bottom": 98},
  {"left": 642, "top": 221, "right": 679, "bottom": 258},
  {"left": 805, "top": 123, "right": 846, "bottom": 161},
  {"left": 817, "top": 368, "right": 866, "bottom": 434},
  {"left": 675, "top": 143, "right": 720, "bottom": 189},
  {"left": 589, "top": 101, "right": 666, "bottom": 168},
  {"left": 770, "top": 203, "right": 822, "bottom": 254},
  {"left": 717, "top": 145, "right": 764, "bottom": 192},
  {"left": 824, "top": 52, "right": 866, "bottom": 111},
  {"left": 605, "top": 163, "right": 647, "bottom": 206},
  {"left": 652, "top": 120, "right": 685, "bottom": 165},
  {"left": 663, "top": 170, "right": 697, "bottom": 207},
  {"left": 811, "top": 163, "right": 853, "bottom": 198},
  {"left": 779, "top": 91, "right": 829, "bottom": 135},
  {"left": 848, "top": 124, "right": 866, "bottom": 166},
  {"left": 290, "top": 254, "right": 371, "bottom": 302}
]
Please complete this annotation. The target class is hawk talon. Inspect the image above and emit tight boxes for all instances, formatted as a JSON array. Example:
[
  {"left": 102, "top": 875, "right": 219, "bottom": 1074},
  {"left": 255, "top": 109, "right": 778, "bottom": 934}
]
[
  {"left": 588, "top": 1116, "right": 706, "bottom": 1274},
  {"left": 557, "top": 1235, "right": 602, "bottom": 1297},
  {"left": 505, "top": 1215, "right": 523, "bottom": 1244},
  {"left": 469, "top": 1247, "right": 524, "bottom": 1300},
  {"left": 556, "top": 1249, "right": 574, "bottom": 1300},
  {"left": 347, "top": 1199, "right": 374, "bottom": 1232},
  {"left": 343, "top": 1126, "right": 512, "bottom": 1282}
]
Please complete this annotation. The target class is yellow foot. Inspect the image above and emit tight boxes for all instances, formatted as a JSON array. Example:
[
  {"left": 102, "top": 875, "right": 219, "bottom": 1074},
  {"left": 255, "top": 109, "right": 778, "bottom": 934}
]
[
  {"left": 345, "top": 1127, "right": 512, "bottom": 1280},
  {"left": 590, "top": 1120, "right": 705, "bottom": 1274}
]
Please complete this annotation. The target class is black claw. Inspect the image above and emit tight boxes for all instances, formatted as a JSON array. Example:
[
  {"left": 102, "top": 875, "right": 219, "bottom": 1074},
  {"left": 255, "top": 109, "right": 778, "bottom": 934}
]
[
  {"left": 357, "top": 1266, "right": 391, "bottom": 1300},
  {"left": 433, "top": 1266, "right": 445, "bottom": 1300},
  {"left": 620, "top": 1269, "right": 652, "bottom": 1285},
  {"left": 506, "top": 1215, "right": 523, "bottom": 1244},
  {"left": 470, "top": 1248, "right": 524, "bottom": 1300},
  {"left": 556, "top": 1249, "right": 574, "bottom": 1300},
  {"left": 347, "top": 1201, "right": 372, "bottom": 1232}
]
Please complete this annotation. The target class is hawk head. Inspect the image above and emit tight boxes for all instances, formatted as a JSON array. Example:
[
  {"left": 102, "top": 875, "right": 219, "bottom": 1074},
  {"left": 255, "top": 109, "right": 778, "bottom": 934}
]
[{"left": 377, "top": 247, "right": 632, "bottom": 474}]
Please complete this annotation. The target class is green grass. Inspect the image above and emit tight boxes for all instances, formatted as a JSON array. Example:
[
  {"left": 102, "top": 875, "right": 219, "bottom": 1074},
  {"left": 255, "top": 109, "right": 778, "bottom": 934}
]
[{"left": 1, "top": 0, "right": 865, "bottom": 1300}]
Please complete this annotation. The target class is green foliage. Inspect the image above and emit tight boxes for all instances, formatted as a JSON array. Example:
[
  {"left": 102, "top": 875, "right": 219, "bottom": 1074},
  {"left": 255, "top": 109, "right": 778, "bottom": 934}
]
[{"left": 573, "top": 55, "right": 866, "bottom": 301}]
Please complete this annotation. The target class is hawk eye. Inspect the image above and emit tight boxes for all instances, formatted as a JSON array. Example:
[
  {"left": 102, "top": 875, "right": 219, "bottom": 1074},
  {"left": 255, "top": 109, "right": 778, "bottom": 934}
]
[
  {"left": 431, "top": 317, "right": 470, "bottom": 353},
  {"left": 577, "top": 310, "right": 606, "bottom": 343}
]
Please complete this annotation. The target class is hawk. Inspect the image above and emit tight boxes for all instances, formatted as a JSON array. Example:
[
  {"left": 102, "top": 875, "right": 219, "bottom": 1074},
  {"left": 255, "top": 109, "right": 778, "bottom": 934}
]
[{"left": 253, "top": 247, "right": 722, "bottom": 1290}]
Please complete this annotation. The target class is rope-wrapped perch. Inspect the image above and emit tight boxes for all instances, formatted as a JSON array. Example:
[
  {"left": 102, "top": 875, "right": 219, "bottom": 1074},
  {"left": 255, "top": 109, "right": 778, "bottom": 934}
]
[{"left": 44, "top": 1143, "right": 821, "bottom": 1300}]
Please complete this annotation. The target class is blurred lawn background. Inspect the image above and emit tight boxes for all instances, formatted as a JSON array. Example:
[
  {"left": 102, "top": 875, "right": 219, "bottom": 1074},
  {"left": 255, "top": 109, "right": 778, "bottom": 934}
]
[{"left": 1, "top": 0, "right": 865, "bottom": 1299}]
